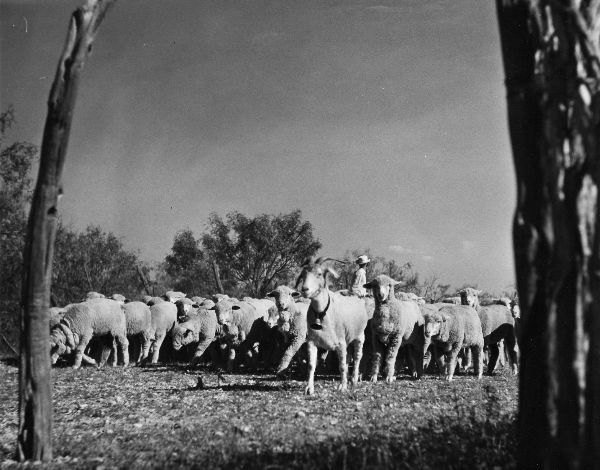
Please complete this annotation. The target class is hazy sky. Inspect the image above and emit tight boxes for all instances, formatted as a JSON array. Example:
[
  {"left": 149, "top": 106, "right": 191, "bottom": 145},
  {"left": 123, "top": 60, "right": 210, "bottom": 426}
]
[{"left": 0, "top": 0, "right": 516, "bottom": 293}]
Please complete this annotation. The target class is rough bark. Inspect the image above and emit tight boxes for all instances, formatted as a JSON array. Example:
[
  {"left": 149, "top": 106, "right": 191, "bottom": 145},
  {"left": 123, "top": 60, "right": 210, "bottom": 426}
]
[
  {"left": 497, "top": 1, "right": 600, "bottom": 468},
  {"left": 17, "top": 0, "right": 115, "bottom": 462}
]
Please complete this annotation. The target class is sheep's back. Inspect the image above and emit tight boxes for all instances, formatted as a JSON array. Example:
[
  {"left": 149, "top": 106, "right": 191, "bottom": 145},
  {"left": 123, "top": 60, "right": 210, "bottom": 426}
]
[
  {"left": 150, "top": 302, "right": 177, "bottom": 334},
  {"left": 478, "top": 304, "right": 514, "bottom": 338},
  {"left": 65, "top": 299, "right": 126, "bottom": 336},
  {"left": 231, "top": 301, "right": 264, "bottom": 336},
  {"left": 123, "top": 301, "right": 152, "bottom": 335},
  {"left": 437, "top": 304, "right": 483, "bottom": 347}
]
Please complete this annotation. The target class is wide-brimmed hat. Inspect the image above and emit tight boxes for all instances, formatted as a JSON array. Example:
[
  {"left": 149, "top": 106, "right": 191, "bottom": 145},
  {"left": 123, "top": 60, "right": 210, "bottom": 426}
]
[{"left": 355, "top": 255, "right": 371, "bottom": 265}]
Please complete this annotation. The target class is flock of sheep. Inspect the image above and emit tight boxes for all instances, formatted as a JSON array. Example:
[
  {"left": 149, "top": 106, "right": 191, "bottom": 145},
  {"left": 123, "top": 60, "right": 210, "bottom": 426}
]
[{"left": 48, "top": 257, "right": 520, "bottom": 394}]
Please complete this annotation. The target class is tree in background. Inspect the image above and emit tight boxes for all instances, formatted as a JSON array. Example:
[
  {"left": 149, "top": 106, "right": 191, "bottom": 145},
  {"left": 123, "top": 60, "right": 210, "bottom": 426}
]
[
  {"left": 202, "top": 210, "right": 321, "bottom": 297},
  {"left": 164, "top": 229, "right": 215, "bottom": 295},
  {"left": 0, "top": 106, "right": 37, "bottom": 353},
  {"left": 419, "top": 274, "right": 452, "bottom": 303},
  {"left": 52, "top": 224, "right": 149, "bottom": 305}
]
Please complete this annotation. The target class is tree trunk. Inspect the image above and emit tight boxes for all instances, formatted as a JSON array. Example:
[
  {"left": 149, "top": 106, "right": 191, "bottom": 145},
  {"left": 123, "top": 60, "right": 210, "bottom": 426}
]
[
  {"left": 136, "top": 264, "right": 152, "bottom": 296},
  {"left": 496, "top": 1, "right": 600, "bottom": 468},
  {"left": 211, "top": 261, "right": 225, "bottom": 294},
  {"left": 17, "top": 0, "right": 115, "bottom": 462}
]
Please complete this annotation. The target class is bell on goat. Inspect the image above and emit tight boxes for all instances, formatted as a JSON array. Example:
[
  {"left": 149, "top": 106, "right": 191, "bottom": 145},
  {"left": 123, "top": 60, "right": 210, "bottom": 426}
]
[{"left": 311, "top": 317, "right": 323, "bottom": 330}]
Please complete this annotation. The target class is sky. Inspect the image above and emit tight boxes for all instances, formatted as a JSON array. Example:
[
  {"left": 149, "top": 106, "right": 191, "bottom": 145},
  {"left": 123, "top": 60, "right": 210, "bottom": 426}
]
[{"left": 0, "top": 0, "right": 516, "bottom": 294}]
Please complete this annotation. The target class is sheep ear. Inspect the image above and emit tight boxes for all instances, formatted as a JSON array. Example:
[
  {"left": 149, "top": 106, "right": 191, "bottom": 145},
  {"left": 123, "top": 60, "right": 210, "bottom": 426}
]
[
  {"left": 232, "top": 305, "right": 241, "bottom": 310},
  {"left": 266, "top": 291, "right": 276, "bottom": 297},
  {"left": 390, "top": 279, "right": 404, "bottom": 286},
  {"left": 363, "top": 281, "right": 373, "bottom": 289},
  {"left": 208, "top": 306, "right": 216, "bottom": 311}
]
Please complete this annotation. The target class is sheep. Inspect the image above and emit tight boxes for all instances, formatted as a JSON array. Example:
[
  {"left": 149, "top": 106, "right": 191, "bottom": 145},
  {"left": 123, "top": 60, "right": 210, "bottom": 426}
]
[
  {"left": 138, "top": 301, "right": 177, "bottom": 364},
  {"left": 122, "top": 301, "right": 153, "bottom": 365},
  {"left": 49, "top": 298, "right": 129, "bottom": 369},
  {"left": 143, "top": 295, "right": 166, "bottom": 306},
  {"left": 49, "top": 307, "right": 67, "bottom": 329},
  {"left": 421, "top": 304, "right": 484, "bottom": 381},
  {"left": 171, "top": 307, "right": 219, "bottom": 366},
  {"left": 459, "top": 288, "right": 518, "bottom": 375},
  {"left": 111, "top": 293, "right": 128, "bottom": 304},
  {"left": 175, "top": 297, "right": 195, "bottom": 320},
  {"left": 267, "top": 286, "right": 311, "bottom": 374},
  {"left": 396, "top": 292, "right": 426, "bottom": 304},
  {"left": 208, "top": 299, "right": 266, "bottom": 371},
  {"left": 164, "top": 290, "right": 186, "bottom": 303},
  {"left": 440, "top": 296, "right": 462, "bottom": 305},
  {"left": 85, "top": 291, "right": 105, "bottom": 300},
  {"left": 295, "top": 257, "right": 369, "bottom": 395},
  {"left": 363, "top": 275, "right": 425, "bottom": 382}
]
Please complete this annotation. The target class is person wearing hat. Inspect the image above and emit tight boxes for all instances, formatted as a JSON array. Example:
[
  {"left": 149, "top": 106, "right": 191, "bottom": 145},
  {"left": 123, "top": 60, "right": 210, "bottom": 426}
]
[{"left": 351, "top": 255, "right": 370, "bottom": 297}]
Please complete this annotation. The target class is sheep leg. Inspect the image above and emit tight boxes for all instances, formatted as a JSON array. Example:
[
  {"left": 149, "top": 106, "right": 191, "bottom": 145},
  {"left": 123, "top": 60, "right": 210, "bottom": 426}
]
[
  {"left": 383, "top": 335, "right": 402, "bottom": 383},
  {"left": 305, "top": 341, "right": 318, "bottom": 395},
  {"left": 138, "top": 334, "right": 152, "bottom": 364},
  {"left": 226, "top": 347, "right": 236, "bottom": 372},
  {"left": 350, "top": 333, "right": 364, "bottom": 385},
  {"left": 445, "top": 342, "right": 463, "bottom": 381},
  {"left": 335, "top": 342, "right": 349, "bottom": 391},
  {"left": 497, "top": 339, "right": 506, "bottom": 367},
  {"left": 276, "top": 335, "right": 304, "bottom": 376},
  {"left": 151, "top": 332, "right": 166, "bottom": 364},
  {"left": 190, "top": 337, "right": 215, "bottom": 367},
  {"left": 370, "top": 335, "right": 384, "bottom": 383},
  {"left": 98, "top": 342, "right": 113, "bottom": 367},
  {"left": 81, "top": 354, "right": 97, "bottom": 366},
  {"left": 72, "top": 334, "right": 92, "bottom": 369},
  {"left": 505, "top": 333, "right": 519, "bottom": 375},
  {"left": 472, "top": 344, "right": 484, "bottom": 379},
  {"left": 116, "top": 334, "right": 129, "bottom": 367},
  {"left": 486, "top": 343, "right": 500, "bottom": 375},
  {"left": 408, "top": 344, "right": 424, "bottom": 379}
]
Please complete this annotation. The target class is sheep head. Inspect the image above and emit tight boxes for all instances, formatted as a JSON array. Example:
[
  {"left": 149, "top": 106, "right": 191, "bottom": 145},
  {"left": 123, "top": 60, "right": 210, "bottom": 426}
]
[
  {"left": 209, "top": 301, "right": 239, "bottom": 326},
  {"left": 172, "top": 324, "right": 198, "bottom": 350},
  {"left": 363, "top": 274, "right": 403, "bottom": 304},
  {"left": 267, "top": 285, "right": 300, "bottom": 312},
  {"left": 49, "top": 322, "right": 75, "bottom": 364},
  {"left": 295, "top": 257, "right": 339, "bottom": 299},
  {"left": 459, "top": 288, "right": 481, "bottom": 309}
]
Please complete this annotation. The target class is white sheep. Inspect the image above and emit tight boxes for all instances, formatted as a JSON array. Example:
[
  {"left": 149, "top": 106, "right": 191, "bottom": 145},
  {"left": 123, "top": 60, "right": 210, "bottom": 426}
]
[
  {"left": 49, "top": 298, "right": 129, "bottom": 369},
  {"left": 138, "top": 301, "right": 177, "bottom": 364},
  {"left": 459, "top": 288, "right": 519, "bottom": 375},
  {"left": 421, "top": 304, "right": 484, "bottom": 381},
  {"left": 295, "top": 257, "right": 369, "bottom": 395},
  {"left": 267, "top": 286, "right": 310, "bottom": 374},
  {"left": 122, "top": 301, "right": 153, "bottom": 365},
  {"left": 209, "top": 299, "right": 266, "bottom": 371},
  {"left": 171, "top": 308, "right": 219, "bottom": 366},
  {"left": 363, "top": 275, "right": 425, "bottom": 382}
]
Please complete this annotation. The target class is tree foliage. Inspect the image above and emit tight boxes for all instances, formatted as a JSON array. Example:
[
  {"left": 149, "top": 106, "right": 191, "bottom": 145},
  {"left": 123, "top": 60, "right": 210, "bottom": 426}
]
[
  {"left": 51, "top": 224, "right": 149, "bottom": 305},
  {"left": 202, "top": 210, "right": 321, "bottom": 297},
  {"left": 164, "top": 229, "right": 215, "bottom": 295},
  {"left": 0, "top": 106, "right": 38, "bottom": 351}
]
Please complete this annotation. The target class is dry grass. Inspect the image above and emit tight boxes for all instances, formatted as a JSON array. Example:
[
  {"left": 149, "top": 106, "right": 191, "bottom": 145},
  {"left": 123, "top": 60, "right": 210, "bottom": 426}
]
[{"left": 0, "top": 359, "right": 517, "bottom": 469}]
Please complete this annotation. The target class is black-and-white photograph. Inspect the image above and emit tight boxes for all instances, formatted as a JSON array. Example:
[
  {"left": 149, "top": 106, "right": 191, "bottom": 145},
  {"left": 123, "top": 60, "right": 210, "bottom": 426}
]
[{"left": 1, "top": 1, "right": 597, "bottom": 468}]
